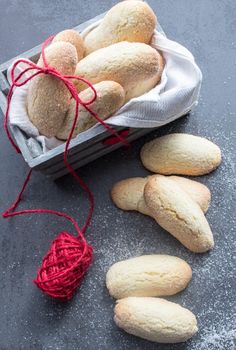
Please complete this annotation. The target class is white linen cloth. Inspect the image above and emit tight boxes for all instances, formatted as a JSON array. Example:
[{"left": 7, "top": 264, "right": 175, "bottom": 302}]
[{"left": 7, "top": 19, "right": 202, "bottom": 153}]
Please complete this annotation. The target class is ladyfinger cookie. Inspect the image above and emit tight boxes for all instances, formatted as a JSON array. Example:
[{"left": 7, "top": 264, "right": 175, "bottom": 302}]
[
  {"left": 114, "top": 297, "right": 198, "bottom": 343},
  {"left": 27, "top": 42, "right": 78, "bottom": 137},
  {"left": 53, "top": 29, "right": 85, "bottom": 61},
  {"left": 74, "top": 41, "right": 163, "bottom": 102},
  {"left": 56, "top": 81, "right": 125, "bottom": 140},
  {"left": 84, "top": 0, "right": 156, "bottom": 55},
  {"left": 144, "top": 176, "right": 214, "bottom": 252},
  {"left": 106, "top": 255, "right": 192, "bottom": 299},
  {"left": 140, "top": 134, "right": 221, "bottom": 175}
]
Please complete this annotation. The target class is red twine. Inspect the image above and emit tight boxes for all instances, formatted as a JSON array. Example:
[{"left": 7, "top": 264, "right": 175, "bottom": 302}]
[{"left": 2, "top": 36, "right": 128, "bottom": 301}]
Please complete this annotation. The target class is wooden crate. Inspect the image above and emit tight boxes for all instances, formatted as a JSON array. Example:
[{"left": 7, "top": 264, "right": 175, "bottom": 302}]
[{"left": 0, "top": 14, "right": 166, "bottom": 179}]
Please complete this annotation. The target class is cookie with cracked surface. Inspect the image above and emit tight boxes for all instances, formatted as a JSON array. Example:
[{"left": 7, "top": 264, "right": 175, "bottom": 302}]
[
  {"left": 27, "top": 42, "right": 78, "bottom": 137},
  {"left": 84, "top": 0, "right": 157, "bottom": 55},
  {"left": 114, "top": 297, "right": 198, "bottom": 343},
  {"left": 140, "top": 133, "right": 222, "bottom": 175},
  {"left": 74, "top": 41, "right": 164, "bottom": 102},
  {"left": 106, "top": 255, "right": 192, "bottom": 299},
  {"left": 144, "top": 176, "right": 214, "bottom": 252}
]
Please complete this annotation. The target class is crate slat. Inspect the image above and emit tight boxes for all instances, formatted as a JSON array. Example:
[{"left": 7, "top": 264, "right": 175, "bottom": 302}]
[{"left": 48, "top": 128, "right": 151, "bottom": 179}]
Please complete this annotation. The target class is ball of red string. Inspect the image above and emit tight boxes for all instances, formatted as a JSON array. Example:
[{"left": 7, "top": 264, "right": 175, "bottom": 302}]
[{"left": 34, "top": 232, "right": 93, "bottom": 301}]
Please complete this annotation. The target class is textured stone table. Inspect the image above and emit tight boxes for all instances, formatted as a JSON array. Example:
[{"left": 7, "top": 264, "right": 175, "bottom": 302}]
[{"left": 0, "top": 1, "right": 235, "bottom": 349}]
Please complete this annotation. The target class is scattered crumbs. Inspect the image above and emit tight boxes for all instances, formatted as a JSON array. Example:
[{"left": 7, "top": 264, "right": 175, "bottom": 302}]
[{"left": 186, "top": 321, "right": 236, "bottom": 350}]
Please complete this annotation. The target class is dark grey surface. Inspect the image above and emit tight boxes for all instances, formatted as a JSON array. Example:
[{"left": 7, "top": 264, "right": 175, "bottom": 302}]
[{"left": 0, "top": 1, "right": 235, "bottom": 349}]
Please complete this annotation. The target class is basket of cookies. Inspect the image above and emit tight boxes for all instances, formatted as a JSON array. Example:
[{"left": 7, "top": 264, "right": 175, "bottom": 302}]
[{"left": 0, "top": 0, "right": 202, "bottom": 179}]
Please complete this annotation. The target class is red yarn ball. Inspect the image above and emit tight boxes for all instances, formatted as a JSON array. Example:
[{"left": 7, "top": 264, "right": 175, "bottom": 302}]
[{"left": 34, "top": 231, "right": 93, "bottom": 301}]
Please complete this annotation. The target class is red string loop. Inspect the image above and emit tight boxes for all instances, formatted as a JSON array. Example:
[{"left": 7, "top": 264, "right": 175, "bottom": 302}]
[{"left": 2, "top": 35, "right": 128, "bottom": 301}]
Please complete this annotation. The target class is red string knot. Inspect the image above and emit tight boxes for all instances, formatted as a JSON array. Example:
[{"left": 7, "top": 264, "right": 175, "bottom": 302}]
[{"left": 43, "top": 67, "right": 51, "bottom": 75}]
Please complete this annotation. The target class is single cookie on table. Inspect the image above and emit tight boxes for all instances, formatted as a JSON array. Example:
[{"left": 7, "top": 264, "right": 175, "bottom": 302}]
[
  {"left": 140, "top": 133, "right": 222, "bottom": 176},
  {"left": 144, "top": 176, "right": 214, "bottom": 253},
  {"left": 52, "top": 29, "right": 85, "bottom": 61},
  {"left": 27, "top": 42, "right": 78, "bottom": 137},
  {"left": 56, "top": 81, "right": 125, "bottom": 140},
  {"left": 106, "top": 255, "right": 192, "bottom": 299},
  {"left": 111, "top": 175, "right": 211, "bottom": 214},
  {"left": 84, "top": 0, "right": 157, "bottom": 55},
  {"left": 114, "top": 297, "right": 198, "bottom": 344},
  {"left": 74, "top": 41, "right": 164, "bottom": 102}
]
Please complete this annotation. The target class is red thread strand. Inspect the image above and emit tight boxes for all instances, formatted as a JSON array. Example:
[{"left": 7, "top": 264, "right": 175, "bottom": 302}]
[{"left": 2, "top": 35, "right": 128, "bottom": 301}]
